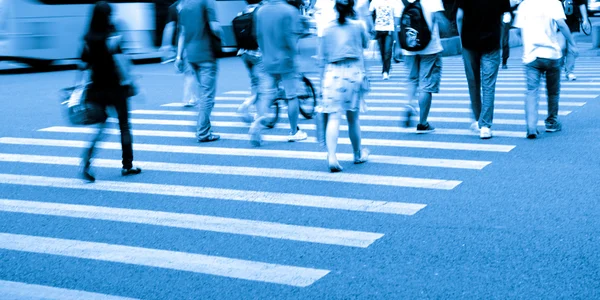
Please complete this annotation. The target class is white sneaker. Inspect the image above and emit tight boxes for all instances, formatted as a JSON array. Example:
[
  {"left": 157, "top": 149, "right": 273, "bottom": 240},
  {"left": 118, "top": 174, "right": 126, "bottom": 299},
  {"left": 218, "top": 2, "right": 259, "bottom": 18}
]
[
  {"left": 183, "top": 100, "right": 198, "bottom": 107},
  {"left": 470, "top": 121, "right": 480, "bottom": 133},
  {"left": 480, "top": 127, "right": 492, "bottom": 139},
  {"left": 288, "top": 129, "right": 308, "bottom": 142},
  {"left": 382, "top": 72, "right": 389, "bottom": 80},
  {"left": 567, "top": 73, "right": 577, "bottom": 81}
]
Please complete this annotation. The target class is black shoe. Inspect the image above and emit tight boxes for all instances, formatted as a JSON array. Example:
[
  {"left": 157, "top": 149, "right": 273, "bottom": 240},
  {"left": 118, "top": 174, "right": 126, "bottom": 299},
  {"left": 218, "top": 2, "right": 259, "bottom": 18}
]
[
  {"left": 502, "top": 64, "right": 508, "bottom": 70},
  {"left": 402, "top": 105, "right": 415, "bottom": 128},
  {"left": 526, "top": 133, "right": 537, "bottom": 139},
  {"left": 416, "top": 123, "right": 435, "bottom": 134},
  {"left": 121, "top": 167, "right": 142, "bottom": 176},
  {"left": 198, "top": 134, "right": 220, "bottom": 143},
  {"left": 82, "top": 163, "right": 95, "bottom": 183}
]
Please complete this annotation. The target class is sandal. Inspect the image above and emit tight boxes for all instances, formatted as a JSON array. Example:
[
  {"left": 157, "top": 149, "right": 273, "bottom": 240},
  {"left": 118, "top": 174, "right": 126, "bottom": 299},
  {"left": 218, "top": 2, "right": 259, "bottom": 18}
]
[
  {"left": 327, "top": 155, "right": 343, "bottom": 173},
  {"left": 198, "top": 134, "right": 221, "bottom": 143},
  {"left": 353, "top": 148, "right": 370, "bottom": 164}
]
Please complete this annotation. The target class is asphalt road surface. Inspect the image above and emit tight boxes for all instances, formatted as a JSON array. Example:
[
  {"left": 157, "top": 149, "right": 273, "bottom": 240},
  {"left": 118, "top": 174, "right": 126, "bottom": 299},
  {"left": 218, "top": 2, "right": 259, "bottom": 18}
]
[{"left": 0, "top": 47, "right": 599, "bottom": 299}]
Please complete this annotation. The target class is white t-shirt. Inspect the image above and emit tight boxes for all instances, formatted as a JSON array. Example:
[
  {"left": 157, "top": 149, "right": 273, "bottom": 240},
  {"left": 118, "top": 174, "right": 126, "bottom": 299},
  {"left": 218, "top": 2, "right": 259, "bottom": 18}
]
[
  {"left": 369, "top": 0, "right": 402, "bottom": 32},
  {"left": 514, "top": 0, "right": 566, "bottom": 64},
  {"left": 315, "top": 0, "right": 375, "bottom": 37},
  {"left": 314, "top": 0, "right": 337, "bottom": 37},
  {"left": 398, "top": 0, "right": 444, "bottom": 56}
]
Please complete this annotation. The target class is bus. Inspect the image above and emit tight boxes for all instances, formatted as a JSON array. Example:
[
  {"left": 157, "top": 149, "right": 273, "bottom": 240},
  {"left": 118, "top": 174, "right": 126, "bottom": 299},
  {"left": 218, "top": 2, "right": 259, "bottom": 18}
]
[
  {"left": 0, "top": 0, "right": 161, "bottom": 67},
  {"left": 0, "top": 0, "right": 309, "bottom": 67}
]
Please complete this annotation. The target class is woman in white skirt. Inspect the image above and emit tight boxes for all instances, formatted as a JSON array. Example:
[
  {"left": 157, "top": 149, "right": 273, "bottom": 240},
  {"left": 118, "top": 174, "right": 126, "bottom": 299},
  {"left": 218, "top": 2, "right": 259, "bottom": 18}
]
[{"left": 319, "top": 0, "right": 370, "bottom": 172}]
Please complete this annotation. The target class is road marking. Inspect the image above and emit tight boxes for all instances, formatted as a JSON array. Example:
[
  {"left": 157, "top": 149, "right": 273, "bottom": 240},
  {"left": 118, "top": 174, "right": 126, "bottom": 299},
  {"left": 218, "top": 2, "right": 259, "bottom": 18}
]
[
  {"left": 367, "top": 86, "right": 600, "bottom": 92},
  {"left": 128, "top": 110, "right": 545, "bottom": 125},
  {"left": 225, "top": 91, "right": 251, "bottom": 95},
  {"left": 0, "top": 233, "right": 330, "bottom": 287},
  {"left": 369, "top": 80, "right": 600, "bottom": 87},
  {"left": 166, "top": 99, "right": 586, "bottom": 107},
  {"left": 107, "top": 118, "right": 527, "bottom": 138},
  {"left": 0, "top": 280, "right": 139, "bottom": 300},
  {"left": 0, "top": 137, "right": 491, "bottom": 169},
  {"left": 157, "top": 105, "right": 571, "bottom": 116},
  {"left": 39, "top": 126, "right": 515, "bottom": 152},
  {"left": 0, "top": 174, "right": 430, "bottom": 214},
  {"left": 0, "top": 199, "right": 383, "bottom": 248},
  {"left": 367, "top": 92, "right": 597, "bottom": 99}
]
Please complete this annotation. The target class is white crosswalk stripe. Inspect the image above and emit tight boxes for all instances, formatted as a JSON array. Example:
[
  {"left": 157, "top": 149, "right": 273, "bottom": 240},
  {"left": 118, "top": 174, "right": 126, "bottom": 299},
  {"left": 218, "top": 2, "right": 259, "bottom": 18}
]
[{"left": 0, "top": 57, "right": 595, "bottom": 290}]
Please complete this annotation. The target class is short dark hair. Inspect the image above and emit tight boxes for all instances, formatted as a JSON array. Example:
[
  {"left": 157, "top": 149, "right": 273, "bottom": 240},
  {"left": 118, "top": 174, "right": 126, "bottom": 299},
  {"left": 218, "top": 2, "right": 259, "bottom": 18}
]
[{"left": 246, "top": 0, "right": 261, "bottom": 4}]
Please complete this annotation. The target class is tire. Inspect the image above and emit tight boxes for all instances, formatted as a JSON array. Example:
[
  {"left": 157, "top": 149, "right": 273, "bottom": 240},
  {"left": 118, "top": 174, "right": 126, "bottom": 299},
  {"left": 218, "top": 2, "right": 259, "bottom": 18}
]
[
  {"left": 263, "top": 100, "right": 280, "bottom": 129},
  {"left": 298, "top": 76, "right": 316, "bottom": 119}
]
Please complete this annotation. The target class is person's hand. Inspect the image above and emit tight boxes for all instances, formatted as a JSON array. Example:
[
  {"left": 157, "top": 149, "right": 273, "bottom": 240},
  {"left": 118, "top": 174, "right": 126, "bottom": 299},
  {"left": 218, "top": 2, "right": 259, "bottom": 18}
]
[
  {"left": 569, "top": 45, "right": 580, "bottom": 58},
  {"left": 160, "top": 45, "right": 175, "bottom": 60},
  {"left": 582, "top": 18, "right": 592, "bottom": 33},
  {"left": 175, "top": 57, "right": 185, "bottom": 73}
]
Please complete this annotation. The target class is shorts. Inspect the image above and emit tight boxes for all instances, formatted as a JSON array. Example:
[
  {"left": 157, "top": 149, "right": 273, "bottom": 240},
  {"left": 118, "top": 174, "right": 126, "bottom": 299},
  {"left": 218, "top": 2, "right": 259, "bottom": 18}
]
[
  {"left": 263, "top": 72, "right": 298, "bottom": 99},
  {"left": 404, "top": 53, "right": 442, "bottom": 93}
]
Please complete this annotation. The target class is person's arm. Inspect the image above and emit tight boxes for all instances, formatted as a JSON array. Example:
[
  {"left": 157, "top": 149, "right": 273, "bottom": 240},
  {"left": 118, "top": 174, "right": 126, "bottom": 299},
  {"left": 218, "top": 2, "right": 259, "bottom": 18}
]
[
  {"left": 175, "top": 26, "right": 186, "bottom": 72},
  {"left": 580, "top": 3, "right": 591, "bottom": 32},
  {"left": 557, "top": 18, "right": 579, "bottom": 56},
  {"left": 206, "top": 0, "right": 223, "bottom": 37},
  {"left": 456, "top": 8, "right": 464, "bottom": 38}
]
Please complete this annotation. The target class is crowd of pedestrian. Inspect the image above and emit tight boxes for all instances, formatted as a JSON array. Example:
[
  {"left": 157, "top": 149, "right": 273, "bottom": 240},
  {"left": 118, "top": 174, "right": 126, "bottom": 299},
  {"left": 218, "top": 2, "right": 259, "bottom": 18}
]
[{"left": 77, "top": 0, "right": 591, "bottom": 179}]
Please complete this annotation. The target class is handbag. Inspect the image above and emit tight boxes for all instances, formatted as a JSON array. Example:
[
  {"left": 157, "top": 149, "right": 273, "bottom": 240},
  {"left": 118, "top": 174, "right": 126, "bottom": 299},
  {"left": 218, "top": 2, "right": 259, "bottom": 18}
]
[
  {"left": 61, "top": 71, "right": 108, "bottom": 126},
  {"left": 315, "top": 108, "right": 329, "bottom": 148}
]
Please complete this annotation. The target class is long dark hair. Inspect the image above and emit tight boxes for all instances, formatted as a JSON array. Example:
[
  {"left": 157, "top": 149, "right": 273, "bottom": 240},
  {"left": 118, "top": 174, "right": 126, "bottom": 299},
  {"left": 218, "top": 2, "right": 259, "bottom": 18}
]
[
  {"left": 84, "top": 1, "right": 114, "bottom": 42},
  {"left": 336, "top": 0, "right": 356, "bottom": 25}
]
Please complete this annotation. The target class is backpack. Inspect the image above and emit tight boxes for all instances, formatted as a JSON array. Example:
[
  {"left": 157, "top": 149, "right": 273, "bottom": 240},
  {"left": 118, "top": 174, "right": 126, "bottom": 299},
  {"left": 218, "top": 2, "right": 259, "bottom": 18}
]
[
  {"left": 232, "top": 6, "right": 259, "bottom": 50},
  {"left": 398, "top": 0, "right": 431, "bottom": 52}
]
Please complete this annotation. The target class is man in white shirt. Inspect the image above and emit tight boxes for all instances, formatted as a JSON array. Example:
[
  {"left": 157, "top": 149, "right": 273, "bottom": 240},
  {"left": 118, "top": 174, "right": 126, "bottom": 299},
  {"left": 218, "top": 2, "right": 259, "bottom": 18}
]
[
  {"left": 369, "top": 0, "right": 402, "bottom": 80},
  {"left": 513, "top": 0, "right": 578, "bottom": 139},
  {"left": 399, "top": 0, "right": 447, "bottom": 133}
]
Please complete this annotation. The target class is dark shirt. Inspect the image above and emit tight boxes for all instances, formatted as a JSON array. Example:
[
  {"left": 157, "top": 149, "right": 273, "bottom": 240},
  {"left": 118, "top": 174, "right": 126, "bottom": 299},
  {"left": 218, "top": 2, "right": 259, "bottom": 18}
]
[
  {"left": 561, "top": 0, "right": 586, "bottom": 32},
  {"left": 458, "top": 0, "right": 512, "bottom": 52},
  {"left": 179, "top": 0, "right": 218, "bottom": 63},
  {"left": 81, "top": 37, "right": 120, "bottom": 88},
  {"left": 167, "top": 2, "right": 179, "bottom": 46},
  {"left": 255, "top": 0, "right": 301, "bottom": 74}
]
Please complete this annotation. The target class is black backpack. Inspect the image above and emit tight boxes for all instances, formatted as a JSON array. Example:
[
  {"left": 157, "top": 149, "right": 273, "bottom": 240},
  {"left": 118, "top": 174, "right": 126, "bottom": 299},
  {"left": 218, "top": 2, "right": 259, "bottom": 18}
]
[
  {"left": 232, "top": 6, "right": 259, "bottom": 50},
  {"left": 398, "top": 0, "right": 431, "bottom": 51}
]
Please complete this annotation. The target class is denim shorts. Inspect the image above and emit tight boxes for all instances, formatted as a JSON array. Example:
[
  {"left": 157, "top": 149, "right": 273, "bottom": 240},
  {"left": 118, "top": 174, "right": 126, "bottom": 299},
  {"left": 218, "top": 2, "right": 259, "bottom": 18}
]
[
  {"left": 263, "top": 72, "right": 298, "bottom": 99},
  {"left": 404, "top": 53, "right": 442, "bottom": 93}
]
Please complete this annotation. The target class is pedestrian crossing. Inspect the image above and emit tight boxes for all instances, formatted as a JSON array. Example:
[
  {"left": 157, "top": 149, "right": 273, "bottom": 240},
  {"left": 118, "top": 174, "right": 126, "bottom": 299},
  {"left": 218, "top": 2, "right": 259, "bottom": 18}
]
[{"left": 0, "top": 56, "right": 597, "bottom": 296}]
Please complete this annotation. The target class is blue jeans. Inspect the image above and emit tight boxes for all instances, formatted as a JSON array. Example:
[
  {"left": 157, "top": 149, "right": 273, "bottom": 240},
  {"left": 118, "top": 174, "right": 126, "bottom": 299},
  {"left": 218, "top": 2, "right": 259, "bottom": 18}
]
[
  {"left": 462, "top": 48, "right": 501, "bottom": 129},
  {"left": 241, "top": 52, "right": 264, "bottom": 97},
  {"left": 190, "top": 61, "right": 218, "bottom": 140},
  {"left": 525, "top": 58, "right": 561, "bottom": 134},
  {"left": 375, "top": 31, "right": 394, "bottom": 74}
]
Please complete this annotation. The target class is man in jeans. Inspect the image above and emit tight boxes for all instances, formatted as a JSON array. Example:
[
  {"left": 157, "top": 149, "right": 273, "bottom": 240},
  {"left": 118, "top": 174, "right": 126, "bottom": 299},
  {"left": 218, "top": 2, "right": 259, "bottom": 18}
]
[
  {"left": 514, "top": 0, "right": 578, "bottom": 138},
  {"left": 369, "top": 0, "right": 402, "bottom": 80},
  {"left": 177, "top": 0, "right": 221, "bottom": 142},
  {"left": 559, "top": 0, "right": 590, "bottom": 81},
  {"left": 160, "top": 1, "right": 199, "bottom": 107},
  {"left": 456, "top": 0, "right": 522, "bottom": 139},
  {"left": 254, "top": 0, "right": 308, "bottom": 144}
]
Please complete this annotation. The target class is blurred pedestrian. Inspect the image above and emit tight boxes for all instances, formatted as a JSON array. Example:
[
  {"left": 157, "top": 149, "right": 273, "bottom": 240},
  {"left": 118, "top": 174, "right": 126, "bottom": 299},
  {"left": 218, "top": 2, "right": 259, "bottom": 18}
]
[
  {"left": 80, "top": 1, "right": 142, "bottom": 182},
  {"left": 369, "top": 0, "right": 402, "bottom": 80},
  {"left": 514, "top": 0, "right": 578, "bottom": 138},
  {"left": 500, "top": 8, "right": 517, "bottom": 69},
  {"left": 177, "top": 0, "right": 222, "bottom": 142},
  {"left": 319, "top": 0, "right": 370, "bottom": 172},
  {"left": 233, "top": 0, "right": 265, "bottom": 126},
  {"left": 399, "top": 0, "right": 448, "bottom": 133},
  {"left": 456, "top": 0, "right": 522, "bottom": 139},
  {"left": 160, "top": 0, "right": 199, "bottom": 107},
  {"left": 559, "top": 0, "right": 590, "bottom": 80},
  {"left": 255, "top": 0, "right": 308, "bottom": 144}
]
